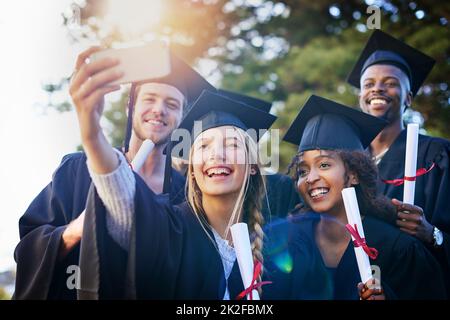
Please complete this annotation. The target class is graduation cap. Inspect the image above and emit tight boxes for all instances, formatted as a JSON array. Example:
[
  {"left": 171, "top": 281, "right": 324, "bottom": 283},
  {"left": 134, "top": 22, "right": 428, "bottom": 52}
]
[
  {"left": 174, "top": 89, "right": 277, "bottom": 159},
  {"left": 217, "top": 89, "right": 273, "bottom": 113},
  {"left": 124, "top": 51, "right": 215, "bottom": 152},
  {"left": 347, "top": 30, "right": 435, "bottom": 96},
  {"left": 283, "top": 95, "right": 387, "bottom": 152}
]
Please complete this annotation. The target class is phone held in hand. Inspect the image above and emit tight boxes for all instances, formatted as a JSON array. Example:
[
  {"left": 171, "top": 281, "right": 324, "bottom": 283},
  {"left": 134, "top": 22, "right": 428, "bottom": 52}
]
[{"left": 89, "top": 41, "right": 171, "bottom": 85}]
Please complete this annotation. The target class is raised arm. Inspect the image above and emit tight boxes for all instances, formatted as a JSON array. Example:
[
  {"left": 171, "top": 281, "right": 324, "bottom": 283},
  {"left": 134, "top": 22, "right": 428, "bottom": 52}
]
[{"left": 70, "top": 47, "right": 134, "bottom": 249}]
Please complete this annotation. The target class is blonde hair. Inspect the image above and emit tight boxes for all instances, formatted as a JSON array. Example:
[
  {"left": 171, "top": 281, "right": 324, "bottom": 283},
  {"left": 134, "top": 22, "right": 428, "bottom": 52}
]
[{"left": 186, "top": 126, "right": 266, "bottom": 295}]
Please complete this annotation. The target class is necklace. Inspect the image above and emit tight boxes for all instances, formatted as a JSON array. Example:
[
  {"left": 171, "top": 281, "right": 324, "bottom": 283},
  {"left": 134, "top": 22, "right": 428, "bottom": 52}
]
[{"left": 373, "top": 148, "right": 389, "bottom": 165}]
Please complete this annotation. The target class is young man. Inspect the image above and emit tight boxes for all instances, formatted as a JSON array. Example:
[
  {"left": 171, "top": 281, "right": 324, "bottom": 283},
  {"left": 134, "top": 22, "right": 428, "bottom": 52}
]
[
  {"left": 347, "top": 30, "right": 450, "bottom": 292},
  {"left": 14, "top": 46, "right": 213, "bottom": 299}
]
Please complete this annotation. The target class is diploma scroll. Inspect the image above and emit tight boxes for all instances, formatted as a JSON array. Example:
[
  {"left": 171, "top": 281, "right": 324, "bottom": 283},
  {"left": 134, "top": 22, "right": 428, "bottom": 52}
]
[
  {"left": 230, "top": 223, "right": 260, "bottom": 300},
  {"left": 131, "top": 139, "right": 155, "bottom": 172},
  {"left": 403, "top": 123, "right": 419, "bottom": 205},
  {"left": 342, "top": 187, "right": 373, "bottom": 284}
]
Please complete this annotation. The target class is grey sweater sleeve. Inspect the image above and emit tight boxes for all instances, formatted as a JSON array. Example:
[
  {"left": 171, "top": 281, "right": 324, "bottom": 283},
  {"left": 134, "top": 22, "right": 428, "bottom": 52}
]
[{"left": 87, "top": 150, "right": 135, "bottom": 250}]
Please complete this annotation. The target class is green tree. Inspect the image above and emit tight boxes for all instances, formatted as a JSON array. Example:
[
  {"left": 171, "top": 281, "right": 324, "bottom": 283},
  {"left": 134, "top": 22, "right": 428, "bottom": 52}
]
[
  {"left": 218, "top": 1, "right": 449, "bottom": 169},
  {"left": 47, "top": 0, "right": 449, "bottom": 169}
]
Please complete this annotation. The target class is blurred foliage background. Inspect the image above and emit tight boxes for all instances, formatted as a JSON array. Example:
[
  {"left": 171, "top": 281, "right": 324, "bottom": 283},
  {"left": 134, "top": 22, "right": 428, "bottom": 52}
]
[
  {"left": 45, "top": 0, "right": 450, "bottom": 170},
  {"left": 0, "top": 287, "right": 10, "bottom": 300}
]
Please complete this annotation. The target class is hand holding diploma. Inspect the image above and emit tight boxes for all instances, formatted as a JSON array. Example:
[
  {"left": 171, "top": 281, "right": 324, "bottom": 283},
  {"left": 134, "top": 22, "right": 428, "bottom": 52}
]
[
  {"left": 358, "top": 279, "right": 385, "bottom": 300},
  {"left": 394, "top": 124, "right": 434, "bottom": 244},
  {"left": 393, "top": 198, "right": 434, "bottom": 244}
]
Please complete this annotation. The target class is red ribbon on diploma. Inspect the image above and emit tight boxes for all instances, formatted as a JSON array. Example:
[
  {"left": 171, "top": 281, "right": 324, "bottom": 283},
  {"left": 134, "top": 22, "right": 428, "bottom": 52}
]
[
  {"left": 382, "top": 163, "right": 435, "bottom": 186},
  {"left": 236, "top": 260, "right": 272, "bottom": 300},
  {"left": 345, "top": 224, "right": 378, "bottom": 260}
]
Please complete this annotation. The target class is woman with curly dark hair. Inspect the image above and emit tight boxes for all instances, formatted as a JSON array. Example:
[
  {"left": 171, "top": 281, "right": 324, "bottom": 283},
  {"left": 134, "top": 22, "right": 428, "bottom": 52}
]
[
  {"left": 263, "top": 95, "right": 446, "bottom": 300},
  {"left": 288, "top": 149, "right": 397, "bottom": 225}
]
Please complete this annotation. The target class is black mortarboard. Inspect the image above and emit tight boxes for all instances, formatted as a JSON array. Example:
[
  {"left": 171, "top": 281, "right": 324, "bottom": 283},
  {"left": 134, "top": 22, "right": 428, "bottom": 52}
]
[
  {"left": 347, "top": 30, "right": 435, "bottom": 96},
  {"left": 283, "top": 95, "right": 387, "bottom": 152},
  {"left": 174, "top": 90, "right": 277, "bottom": 159},
  {"left": 124, "top": 51, "right": 215, "bottom": 152},
  {"left": 217, "top": 89, "right": 273, "bottom": 113}
]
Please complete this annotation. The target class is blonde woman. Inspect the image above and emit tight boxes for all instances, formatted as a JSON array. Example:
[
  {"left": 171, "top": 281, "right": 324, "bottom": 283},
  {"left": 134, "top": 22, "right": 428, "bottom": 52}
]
[{"left": 76, "top": 89, "right": 276, "bottom": 299}]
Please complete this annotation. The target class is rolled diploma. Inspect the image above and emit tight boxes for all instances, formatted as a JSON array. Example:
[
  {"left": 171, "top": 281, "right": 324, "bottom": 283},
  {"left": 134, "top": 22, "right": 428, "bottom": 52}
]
[
  {"left": 131, "top": 139, "right": 155, "bottom": 172},
  {"left": 403, "top": 124, "right": 419, "bottom": 205},
  {"left": 230, "top": 223, "right": 260, "bottom": 300},
  {"left": 342, "top": 187, "right": 372, "bottom": 284}
]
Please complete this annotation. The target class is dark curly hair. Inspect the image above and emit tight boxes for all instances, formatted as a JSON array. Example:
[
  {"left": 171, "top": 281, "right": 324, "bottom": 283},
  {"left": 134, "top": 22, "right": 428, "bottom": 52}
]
[{"left": 287, "top": 149, "right": 396, "bottom": 225}]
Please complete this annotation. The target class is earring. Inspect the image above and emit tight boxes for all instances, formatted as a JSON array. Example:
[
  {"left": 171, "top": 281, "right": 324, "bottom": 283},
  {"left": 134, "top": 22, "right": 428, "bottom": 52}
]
[{"left": 250, "top": 167, "right": 257, "bottom": 175}]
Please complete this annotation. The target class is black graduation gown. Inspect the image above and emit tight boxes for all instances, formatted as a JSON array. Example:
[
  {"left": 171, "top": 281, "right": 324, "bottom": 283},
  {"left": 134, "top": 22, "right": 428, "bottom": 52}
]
[
  {"left": 78, "top": 172, "right": 247, "bottom": 300},
  {"left": 263, "top": 212, "right": 447, "bottom": 300},
  {"left": 377, "top": 130, "right": 450, "bottom": 291},
  {"left": 262, "top": 173, "right": 300, "bottom": 220},
  {"left": 14, "top": 152, "right": 186, "bottom": 300}
]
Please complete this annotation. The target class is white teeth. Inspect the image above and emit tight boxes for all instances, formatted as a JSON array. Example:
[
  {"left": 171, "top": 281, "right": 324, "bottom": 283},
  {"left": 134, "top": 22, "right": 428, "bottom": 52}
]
[
  {"left": 370, "top": 98, "right": 387, "bottom": 105},
  {"left": 145, "top": 119, "right": 164, "bottom": 125},
  {"left": 309, "top": 188, "right": 329, "bottom": 198},
  {"left": 206, "top": 167, "right": 231, "bottom": 176}
]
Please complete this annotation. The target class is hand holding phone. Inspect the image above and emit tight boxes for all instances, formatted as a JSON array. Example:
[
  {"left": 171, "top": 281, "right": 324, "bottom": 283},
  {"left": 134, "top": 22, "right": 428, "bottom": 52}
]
[{"left": 89, "top": 41, "right": 171, "bottom": 85}]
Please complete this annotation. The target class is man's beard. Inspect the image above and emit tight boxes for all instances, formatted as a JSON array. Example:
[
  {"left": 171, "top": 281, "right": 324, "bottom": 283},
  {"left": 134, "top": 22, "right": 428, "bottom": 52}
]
[
  {"left": 377, "top": 108, "right": 390, "bottom": 122},
  {"left": 371, "top": 105, "right": 401, "bottom": 125},
  {"left": 134, "top": 124, "right": 170, "bottom": 147}
]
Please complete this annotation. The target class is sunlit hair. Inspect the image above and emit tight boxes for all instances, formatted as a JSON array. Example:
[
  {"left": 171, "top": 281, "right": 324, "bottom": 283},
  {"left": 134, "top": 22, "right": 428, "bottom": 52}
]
[
  {"left": 287, "top": 149, "right": 396, "bottom": 224},
  {"left": 186, "top": 127, "right": 266, "bottom": 294}
]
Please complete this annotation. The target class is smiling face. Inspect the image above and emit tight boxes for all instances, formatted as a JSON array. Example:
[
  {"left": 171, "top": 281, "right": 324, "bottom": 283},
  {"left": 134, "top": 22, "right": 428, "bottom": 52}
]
[
  {"left": 359, "top": 64, "right": 412, "bottom": 124},
  {"left": 132, "top": 82, "right": 185, "bottom": 145},
  {"left": 186, "top": 125, "right": 265, "bottom": 264},
  {"left": 296, "top": 149, "right": 357, "bottom": 216},
  {"left": 191, "top": 126, "right": 250, "bottom": 197}
]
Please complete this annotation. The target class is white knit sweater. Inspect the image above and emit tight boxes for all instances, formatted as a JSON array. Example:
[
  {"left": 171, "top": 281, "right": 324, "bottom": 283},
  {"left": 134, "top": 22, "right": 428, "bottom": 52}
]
[{"left": 87, "top": 150, "right": 135, "bottom": 249}]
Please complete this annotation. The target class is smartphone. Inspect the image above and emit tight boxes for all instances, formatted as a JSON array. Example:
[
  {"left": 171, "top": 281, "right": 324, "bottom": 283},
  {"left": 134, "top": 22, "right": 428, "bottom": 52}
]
[{"left": 89, "top": 41, "right": 171, "bottom": 85}]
